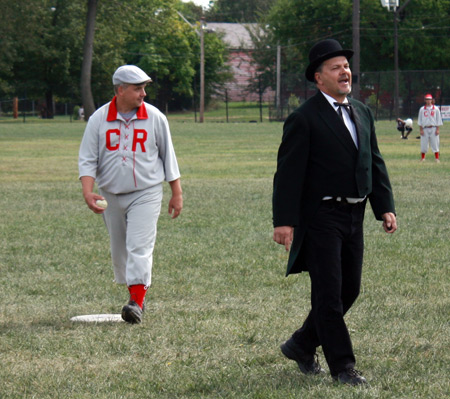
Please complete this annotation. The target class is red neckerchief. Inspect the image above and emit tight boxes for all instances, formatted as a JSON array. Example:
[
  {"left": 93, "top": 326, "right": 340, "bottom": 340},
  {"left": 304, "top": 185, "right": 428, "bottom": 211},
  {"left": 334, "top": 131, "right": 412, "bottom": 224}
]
[{"left": 106, "top": 96, "right": 149, "bottom": 122}]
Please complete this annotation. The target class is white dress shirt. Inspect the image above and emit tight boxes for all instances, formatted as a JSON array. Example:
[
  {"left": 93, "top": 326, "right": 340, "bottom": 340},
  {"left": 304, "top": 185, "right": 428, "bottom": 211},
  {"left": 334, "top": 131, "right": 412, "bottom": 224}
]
[
  {"left": 320, "top": 92, "right": 365, "bottom": 203},
  {"left": 321, "top": 91, "right": 358, "bottom": 149}
]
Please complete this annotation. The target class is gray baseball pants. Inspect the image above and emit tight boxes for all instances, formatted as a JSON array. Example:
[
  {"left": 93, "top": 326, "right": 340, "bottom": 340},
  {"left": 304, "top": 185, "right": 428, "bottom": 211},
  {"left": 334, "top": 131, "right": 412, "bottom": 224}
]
[
  {"left": 100, "top": 184, "right": 163, "bottom": 287},
  {"left": 421, "top": 127, "right": 440, "bottom": 154}
]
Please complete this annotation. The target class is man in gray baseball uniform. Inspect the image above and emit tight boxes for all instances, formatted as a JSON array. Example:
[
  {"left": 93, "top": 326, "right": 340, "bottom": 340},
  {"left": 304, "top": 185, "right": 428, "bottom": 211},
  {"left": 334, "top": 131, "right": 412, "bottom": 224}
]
[
  {"left": 79, "top": 65, "right": 183, "bottom": 324},
  {"left": 418, "top": 93, "right": 443, "bottom": 163}
]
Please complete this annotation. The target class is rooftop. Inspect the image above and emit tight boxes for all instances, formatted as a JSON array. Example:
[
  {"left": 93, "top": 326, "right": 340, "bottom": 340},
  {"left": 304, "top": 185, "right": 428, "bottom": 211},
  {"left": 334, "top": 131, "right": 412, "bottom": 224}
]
[{"left": 206, "top": 23, "right": 260, "bottom": 49}]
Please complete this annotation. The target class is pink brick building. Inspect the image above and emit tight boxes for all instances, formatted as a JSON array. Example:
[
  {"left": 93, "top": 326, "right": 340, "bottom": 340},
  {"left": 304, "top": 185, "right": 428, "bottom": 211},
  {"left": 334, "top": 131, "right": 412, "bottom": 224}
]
[{"left": 207, "top": 23, "right": 275, "bottom": 102}]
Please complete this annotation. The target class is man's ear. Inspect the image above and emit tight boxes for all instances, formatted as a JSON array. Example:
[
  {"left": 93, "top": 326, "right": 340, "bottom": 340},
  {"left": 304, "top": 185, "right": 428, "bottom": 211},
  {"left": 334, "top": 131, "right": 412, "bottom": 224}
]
[{"left": 314, "top": 72, "right": 322, "bottom": 86}]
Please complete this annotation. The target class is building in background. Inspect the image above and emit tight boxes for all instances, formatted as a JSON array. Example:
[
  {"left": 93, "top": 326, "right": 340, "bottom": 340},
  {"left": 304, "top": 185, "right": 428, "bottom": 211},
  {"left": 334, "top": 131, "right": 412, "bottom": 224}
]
[{"left": 208, "top": 23, "right": 274, "bottom": 102}]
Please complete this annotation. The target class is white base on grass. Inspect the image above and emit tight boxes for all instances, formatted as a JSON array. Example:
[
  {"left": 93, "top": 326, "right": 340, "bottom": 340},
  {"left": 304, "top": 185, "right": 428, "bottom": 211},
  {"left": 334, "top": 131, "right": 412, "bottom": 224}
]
[{"left": 70, "top": 314, "right": 123, "bottom": 323}]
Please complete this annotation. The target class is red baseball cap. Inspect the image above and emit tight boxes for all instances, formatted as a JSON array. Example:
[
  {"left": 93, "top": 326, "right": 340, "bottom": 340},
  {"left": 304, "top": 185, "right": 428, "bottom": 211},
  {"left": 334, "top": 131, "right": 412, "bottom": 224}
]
[{"left": 424, "top": 94, "right": 433, "bottom": 99}]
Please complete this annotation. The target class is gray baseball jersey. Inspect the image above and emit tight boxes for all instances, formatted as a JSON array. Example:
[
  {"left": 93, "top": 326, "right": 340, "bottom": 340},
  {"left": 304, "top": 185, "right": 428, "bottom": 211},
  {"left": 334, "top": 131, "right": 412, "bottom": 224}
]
[
  {"left": 79, "top": 97, "right": 180, "bottom": 194},
  {"left": 418, "top": 105, "right": 443, "bottom": 128}
]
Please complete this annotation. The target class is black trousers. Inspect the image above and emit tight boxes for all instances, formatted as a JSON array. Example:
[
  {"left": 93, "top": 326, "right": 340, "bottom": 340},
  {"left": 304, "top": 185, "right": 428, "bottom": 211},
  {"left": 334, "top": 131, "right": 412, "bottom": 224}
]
[{"left": 292, "top": 199, "right": 366, "bottom": 376}]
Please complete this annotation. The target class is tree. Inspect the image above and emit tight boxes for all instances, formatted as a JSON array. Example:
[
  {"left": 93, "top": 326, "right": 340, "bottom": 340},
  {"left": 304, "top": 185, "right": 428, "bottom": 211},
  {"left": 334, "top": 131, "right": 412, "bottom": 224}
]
[
  {"left": 0, "top": 0, "right": 231, "bottom": 113},
  {"left": 80, "top": 0, "right": 98, "bottom": 121},
  {"left": 250, "top": 0, "right": 450, "bottom": 102},
  {"left": 0, "top": 0, "right": 86, "bottom": 116},
  {"left": 178, "top": 0, "right": 206, "bottom": 21},
  {"left": 206, "top": 0, "right": 277, "bottom": 22},
  {"left": 0, "top": 1, "right": 19, "bottom": 95},
  {"left": 125, "top": 2, "right": 230, "bottom": 111}
]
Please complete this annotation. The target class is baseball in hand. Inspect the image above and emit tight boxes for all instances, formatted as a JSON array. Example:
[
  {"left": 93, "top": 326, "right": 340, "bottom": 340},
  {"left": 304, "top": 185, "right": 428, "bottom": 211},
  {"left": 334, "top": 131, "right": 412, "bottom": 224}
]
[{"left": 96, "top": 199, "right": 108, "bottom": 209}]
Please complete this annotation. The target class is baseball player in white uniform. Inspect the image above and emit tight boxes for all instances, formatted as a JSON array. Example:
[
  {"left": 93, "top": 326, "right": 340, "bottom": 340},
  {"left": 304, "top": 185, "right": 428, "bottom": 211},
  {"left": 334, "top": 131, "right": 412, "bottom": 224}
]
[
  {"left": 418, "top": 93, "right": 443, "bottom": 162},
  {"left": 79, "top": 65, "right": 183, "bottom": 324}
]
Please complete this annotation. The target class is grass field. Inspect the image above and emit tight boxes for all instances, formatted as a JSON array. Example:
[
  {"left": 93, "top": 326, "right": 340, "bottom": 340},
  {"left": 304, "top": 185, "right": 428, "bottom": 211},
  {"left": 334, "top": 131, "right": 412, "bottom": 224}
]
[{"left": 0, "top": 118, "right": 449, "bottom": 398}]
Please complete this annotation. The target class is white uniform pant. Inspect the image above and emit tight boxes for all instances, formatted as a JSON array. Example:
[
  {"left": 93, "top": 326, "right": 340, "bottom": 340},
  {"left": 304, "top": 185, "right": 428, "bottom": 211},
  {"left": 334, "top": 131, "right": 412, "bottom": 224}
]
[
  {"left": 100, "top": 184, "right": 163, "bottom": 287},
  {"left": 421, "top": 127, "right": 440, "bottom": 154}
]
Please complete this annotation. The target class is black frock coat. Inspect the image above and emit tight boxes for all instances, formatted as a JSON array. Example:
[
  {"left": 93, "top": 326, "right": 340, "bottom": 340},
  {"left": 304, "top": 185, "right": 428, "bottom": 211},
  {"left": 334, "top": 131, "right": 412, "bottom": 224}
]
[{"left": 273, "top": 91, "right": 395, "bottom": 276}]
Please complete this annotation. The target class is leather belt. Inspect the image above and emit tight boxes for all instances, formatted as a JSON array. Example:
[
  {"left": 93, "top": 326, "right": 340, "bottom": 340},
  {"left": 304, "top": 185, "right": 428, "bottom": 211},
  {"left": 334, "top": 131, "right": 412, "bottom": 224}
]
[{"left": 424, "top": 126, "right": 436, "bottom": 128}]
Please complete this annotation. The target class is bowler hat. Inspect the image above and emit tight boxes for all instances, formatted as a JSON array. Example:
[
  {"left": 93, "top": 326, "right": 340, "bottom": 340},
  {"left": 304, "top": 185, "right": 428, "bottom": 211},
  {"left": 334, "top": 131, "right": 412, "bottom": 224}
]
[{"left": 305, "top": 39, "right": 354, "bottom": 82}]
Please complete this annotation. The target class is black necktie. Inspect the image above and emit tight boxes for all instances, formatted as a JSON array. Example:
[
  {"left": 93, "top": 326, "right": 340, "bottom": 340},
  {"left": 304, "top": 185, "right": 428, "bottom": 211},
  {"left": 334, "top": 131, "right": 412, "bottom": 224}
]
[
  {"left": 334, "top": 102, "right": 354, "bottom": 122},
  {"left": 334, "top": 102, "right": 359, "bottom": 147}
]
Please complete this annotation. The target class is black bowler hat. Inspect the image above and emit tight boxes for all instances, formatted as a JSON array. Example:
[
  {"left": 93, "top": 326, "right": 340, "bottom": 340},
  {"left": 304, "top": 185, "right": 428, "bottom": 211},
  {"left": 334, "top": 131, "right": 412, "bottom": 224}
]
[{"left": 305, "top": 39, "right": 354, "bottom": 82}]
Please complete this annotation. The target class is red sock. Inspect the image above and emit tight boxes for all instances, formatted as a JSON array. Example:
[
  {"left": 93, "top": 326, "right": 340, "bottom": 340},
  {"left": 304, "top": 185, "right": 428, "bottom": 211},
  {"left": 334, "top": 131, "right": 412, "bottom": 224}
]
[
  {"left": 435, "top": 152, "right": 439, "bottom": 160},
  {"left": 421, "top": 153, "right": 426, "bottom": 160},
  {"left": 128, "top": 285, "right": 147, "bottom": 309}
]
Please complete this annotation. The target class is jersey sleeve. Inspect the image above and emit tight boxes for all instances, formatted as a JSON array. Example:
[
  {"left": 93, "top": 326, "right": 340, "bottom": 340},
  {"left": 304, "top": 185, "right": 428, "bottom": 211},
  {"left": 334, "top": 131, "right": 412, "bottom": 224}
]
[
  {"left": 417, "top": 108, "right": 424, "bottom": 127},
  {"left": 78, "top": 112, "right": 101, "bottom": 180},
  {"left": 154, "top": 113, "right": 181, "bottom": 182},
  {"left": 437, "top": 109, "right": 443, "bottom": 126}
]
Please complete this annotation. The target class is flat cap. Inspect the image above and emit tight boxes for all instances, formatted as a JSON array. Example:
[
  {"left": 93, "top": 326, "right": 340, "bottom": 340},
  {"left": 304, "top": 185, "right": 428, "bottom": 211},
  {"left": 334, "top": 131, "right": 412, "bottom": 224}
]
[{"left": 112, "top": 65, "right": 152, "bottom": 85}]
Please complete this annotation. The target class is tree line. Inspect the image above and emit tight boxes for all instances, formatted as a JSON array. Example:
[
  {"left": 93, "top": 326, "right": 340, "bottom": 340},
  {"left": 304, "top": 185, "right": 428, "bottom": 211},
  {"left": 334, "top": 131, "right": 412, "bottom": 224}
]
[
  {"left": 1, "top": 0, "right": 449, "bottom": 117},
  {"left": 0, "top": 0, "right": 230, "bottom": 118},
  {"left": 248, "top": 0, "right": 450, "bottom": 98}
]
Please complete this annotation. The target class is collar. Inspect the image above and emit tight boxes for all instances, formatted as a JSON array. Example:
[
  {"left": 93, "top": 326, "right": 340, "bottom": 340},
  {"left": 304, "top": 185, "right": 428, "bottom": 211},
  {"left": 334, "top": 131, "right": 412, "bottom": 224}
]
[
  {"left": 106, "top": 96, "right": 149, "bottom": 122},
  {"left": 320, "top": 91, "right": 349, "bottom": 110}
]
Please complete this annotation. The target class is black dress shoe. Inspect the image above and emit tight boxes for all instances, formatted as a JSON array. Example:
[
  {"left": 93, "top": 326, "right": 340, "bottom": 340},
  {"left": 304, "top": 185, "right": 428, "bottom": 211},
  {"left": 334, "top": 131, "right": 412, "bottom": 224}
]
[
  {"left": 280, "top": 337, "right": 325, "bottom": 375},
  {"left": 334, "top": 368, "right": 367, "bottom": 386}
]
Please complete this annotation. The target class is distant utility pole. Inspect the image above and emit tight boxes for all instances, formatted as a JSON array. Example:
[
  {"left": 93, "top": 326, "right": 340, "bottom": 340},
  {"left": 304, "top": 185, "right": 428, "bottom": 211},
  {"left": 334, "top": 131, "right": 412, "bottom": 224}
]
[
  {"left": 394, "top": 0, "right": 412, "bottom": 118},
  {"left": 176, "top": 12, "right": 213, "bottom": 123},
  {"left": 352, "top": 0, "right": 360, "bottom": 100},
  {"left": 200, "top": 17, "right": 205, "bottom": 123},
  {"left": 276, "top": 43, "right": 281, "bottom": 119},
  {"left": 381, "top": 0, "right": 412, "bottom": 118}
]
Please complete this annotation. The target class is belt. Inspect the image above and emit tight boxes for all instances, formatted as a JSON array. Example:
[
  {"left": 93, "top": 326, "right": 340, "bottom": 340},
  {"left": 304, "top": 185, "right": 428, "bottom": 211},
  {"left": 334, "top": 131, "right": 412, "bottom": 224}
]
[
  {"left": 424, "top": 126, "right": 436, "bottom": 128},
  {"left": 323, "top": 196, "right": 366, "bottom": 204}
]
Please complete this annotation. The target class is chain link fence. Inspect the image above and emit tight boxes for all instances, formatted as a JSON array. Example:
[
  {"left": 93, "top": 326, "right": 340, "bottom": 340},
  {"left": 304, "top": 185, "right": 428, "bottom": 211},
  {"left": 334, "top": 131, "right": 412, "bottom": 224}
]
[
  {"left": 0, "top": 98, "right": 80, "bottom": 122},
  {"left": 1, "top": 70, "right": 449, "bottom": 123},
  {"left": 260, "top": 69, "right": 450, "bottom": 122}
]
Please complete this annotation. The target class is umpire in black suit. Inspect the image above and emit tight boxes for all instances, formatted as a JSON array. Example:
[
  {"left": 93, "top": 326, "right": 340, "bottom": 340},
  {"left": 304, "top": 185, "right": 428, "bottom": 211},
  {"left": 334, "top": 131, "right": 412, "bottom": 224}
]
[{"left": 272, "top": 39, "right": 397, "bottom": 386}]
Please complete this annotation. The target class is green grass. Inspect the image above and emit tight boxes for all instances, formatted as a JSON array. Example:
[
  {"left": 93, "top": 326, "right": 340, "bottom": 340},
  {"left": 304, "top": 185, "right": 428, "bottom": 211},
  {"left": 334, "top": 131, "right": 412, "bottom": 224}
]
[{"left": 0, "top": 119, "right": 449, "bottom": 398}]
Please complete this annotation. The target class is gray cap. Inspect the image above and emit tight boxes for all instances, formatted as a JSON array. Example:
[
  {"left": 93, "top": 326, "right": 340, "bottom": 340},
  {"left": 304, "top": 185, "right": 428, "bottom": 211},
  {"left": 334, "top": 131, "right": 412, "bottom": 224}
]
[{"left": 112, "top": 65, "right": 152, "bottom": 85}]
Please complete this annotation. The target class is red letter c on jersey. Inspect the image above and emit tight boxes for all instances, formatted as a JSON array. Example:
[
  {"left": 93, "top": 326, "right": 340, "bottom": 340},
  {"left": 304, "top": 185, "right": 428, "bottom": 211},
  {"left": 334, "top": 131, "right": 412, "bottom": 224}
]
[{"left": 106, "top": 129, "right": 120, "bottom": 151}]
